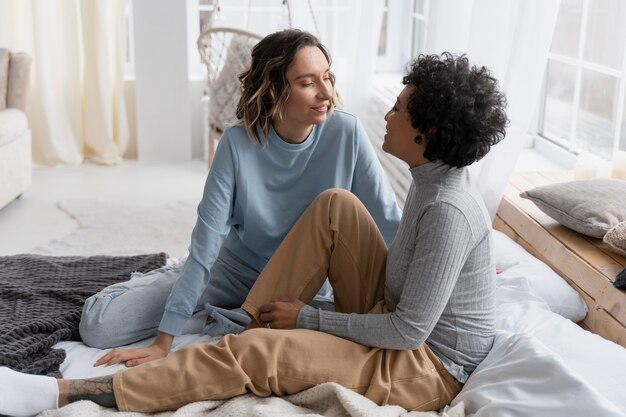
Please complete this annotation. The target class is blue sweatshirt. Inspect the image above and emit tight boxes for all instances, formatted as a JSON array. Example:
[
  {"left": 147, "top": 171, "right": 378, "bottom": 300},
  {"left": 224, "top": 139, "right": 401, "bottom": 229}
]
[{"left": 159, "top": 110, "right": 401, "bottom": 336}]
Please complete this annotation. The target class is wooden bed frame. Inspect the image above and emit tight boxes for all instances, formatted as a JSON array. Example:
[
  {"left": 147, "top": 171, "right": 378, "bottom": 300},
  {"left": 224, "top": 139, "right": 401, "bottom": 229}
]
[{"left": 494, "top": 171, "right": 626, "bottom": 348}]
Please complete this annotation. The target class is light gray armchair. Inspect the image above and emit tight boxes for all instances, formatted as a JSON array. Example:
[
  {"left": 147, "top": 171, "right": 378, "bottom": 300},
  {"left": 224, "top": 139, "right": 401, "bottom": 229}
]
[{"left": 0, "top": 48, "right": 32, "bottom": 210}]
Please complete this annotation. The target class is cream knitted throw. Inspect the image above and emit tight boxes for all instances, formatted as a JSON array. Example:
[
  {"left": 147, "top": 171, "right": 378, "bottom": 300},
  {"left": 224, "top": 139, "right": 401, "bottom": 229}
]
[{"left": 39, "top": 383, "right": 464, "bottom": 417}]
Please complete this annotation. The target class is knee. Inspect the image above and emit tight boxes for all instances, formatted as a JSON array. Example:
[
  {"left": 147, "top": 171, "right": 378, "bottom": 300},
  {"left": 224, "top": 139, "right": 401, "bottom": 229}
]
[
  {"left": 223, "top": 329, "right": 280, "bottom": 361},
  {"left": 79, "top": 320, "right": 114, "bottom": 349},
  {"left": 79, "top": 296, "right": 124, "bottom": 348},
  {"left": 316, "top": 188, "right": 360, "bottom": 206},
  {"left": 79, "top": 311, "right": 115, "bottom": 349},
  {"left": 314, "top": 189, "right": 366, "bottom": 220}
]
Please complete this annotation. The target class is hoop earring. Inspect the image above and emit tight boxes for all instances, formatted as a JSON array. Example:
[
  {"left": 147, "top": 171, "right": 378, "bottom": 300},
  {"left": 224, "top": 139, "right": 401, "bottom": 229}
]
[{"left": 414, "top": 135, "right": 423, "bottom": 144}]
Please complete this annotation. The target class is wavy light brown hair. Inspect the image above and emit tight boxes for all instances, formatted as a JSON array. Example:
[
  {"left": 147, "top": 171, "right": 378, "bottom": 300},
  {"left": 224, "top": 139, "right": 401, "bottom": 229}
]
[{"left": 236, "top": 29, "right": 339, "bottom": 146}]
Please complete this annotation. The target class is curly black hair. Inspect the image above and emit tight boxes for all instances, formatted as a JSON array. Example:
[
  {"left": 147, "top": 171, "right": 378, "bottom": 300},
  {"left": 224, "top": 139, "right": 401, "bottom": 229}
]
[{"left": 402, "top": 52, "right": 508, "bottom": 168}]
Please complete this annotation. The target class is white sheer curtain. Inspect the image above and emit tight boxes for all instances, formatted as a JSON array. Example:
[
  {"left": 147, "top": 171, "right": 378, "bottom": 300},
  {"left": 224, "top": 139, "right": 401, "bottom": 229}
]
[
  {"left": 211, "top": 0, "right": 384, "bottom": 122},
  {"left": 425, "top": 0, "right": 561, "bottom": 218},
  {"left": 0, "top": 0, "right": 129, "bottom": 166},
  {"left": 289, "top": 0, "right": 384, "bottom": 120}
]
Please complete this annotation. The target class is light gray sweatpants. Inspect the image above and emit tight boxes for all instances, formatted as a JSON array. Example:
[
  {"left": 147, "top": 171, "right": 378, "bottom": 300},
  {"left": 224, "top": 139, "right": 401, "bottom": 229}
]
[
  {"left": 79, "top": 247, "right": 332, "bottom": 348},
  {"left": 79, "top": 247, "right": 262, "bottom": 348}
]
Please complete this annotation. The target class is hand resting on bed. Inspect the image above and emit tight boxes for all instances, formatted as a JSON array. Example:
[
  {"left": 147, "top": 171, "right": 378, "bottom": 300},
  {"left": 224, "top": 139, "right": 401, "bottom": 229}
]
[{"left": 94, "top": 333, "right": 172, "bottom": 368}]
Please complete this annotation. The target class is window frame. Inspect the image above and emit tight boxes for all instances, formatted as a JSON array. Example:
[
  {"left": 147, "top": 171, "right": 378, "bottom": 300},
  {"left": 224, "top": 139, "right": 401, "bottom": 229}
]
[
  {"left": 376, "top": 0, "right": 428, "bottom": 73},
  {"left": 537, "top": 0, "right": 626, "bottom": 160}
]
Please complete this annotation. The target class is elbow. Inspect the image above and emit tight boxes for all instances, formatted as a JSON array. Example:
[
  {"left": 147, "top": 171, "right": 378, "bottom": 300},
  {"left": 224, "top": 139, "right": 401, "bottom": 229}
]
[
  {"left": 377, "top": 336, "right": 422, "bottom": 350},
  {"left": 391, "top": 338, "right": 423, "bottom": 351},
  {"left": 386, "top": 315, "right": 428, "bottom": 350}
]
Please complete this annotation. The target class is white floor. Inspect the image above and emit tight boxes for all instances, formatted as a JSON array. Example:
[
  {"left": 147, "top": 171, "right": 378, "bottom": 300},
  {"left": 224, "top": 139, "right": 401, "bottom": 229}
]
[
  {"left": 0, "top": 160, "right": 208, "bottom": 255},
  {"left": 0, "top": 148, "right": 567, "bottom": 256}
]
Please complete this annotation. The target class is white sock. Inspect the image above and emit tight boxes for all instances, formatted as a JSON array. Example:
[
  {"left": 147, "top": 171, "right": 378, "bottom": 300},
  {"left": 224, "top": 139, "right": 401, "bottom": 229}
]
[{"left": 0, "top": 367, "right": 59, "bottom": 417}]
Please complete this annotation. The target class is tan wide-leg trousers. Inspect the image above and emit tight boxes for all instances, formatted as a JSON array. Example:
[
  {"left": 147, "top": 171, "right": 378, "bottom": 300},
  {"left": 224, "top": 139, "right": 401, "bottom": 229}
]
[{"left": 113, "top": 189, "right": 462, "bottom": 413}]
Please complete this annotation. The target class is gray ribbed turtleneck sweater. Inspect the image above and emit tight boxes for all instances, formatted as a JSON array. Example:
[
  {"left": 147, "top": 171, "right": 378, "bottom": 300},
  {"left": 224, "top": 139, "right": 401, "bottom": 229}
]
[{"left": 297, "top": 161, "right": 496, "bottom": 382}]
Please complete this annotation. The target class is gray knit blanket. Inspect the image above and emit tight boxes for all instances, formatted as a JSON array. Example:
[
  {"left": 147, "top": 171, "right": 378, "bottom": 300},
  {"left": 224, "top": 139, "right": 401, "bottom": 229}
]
[{"left": 0, "top": 253, "right": 167, "bottom": 377}]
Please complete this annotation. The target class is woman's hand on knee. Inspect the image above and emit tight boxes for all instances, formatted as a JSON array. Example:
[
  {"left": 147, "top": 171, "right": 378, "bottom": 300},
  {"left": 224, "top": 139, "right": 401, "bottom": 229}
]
[{"left": 259, "top": 298, "right": 305, "bottom": 329}]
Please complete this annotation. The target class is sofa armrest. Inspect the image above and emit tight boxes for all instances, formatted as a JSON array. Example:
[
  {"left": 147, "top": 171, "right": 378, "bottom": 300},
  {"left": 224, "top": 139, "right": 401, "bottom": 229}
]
[
  {"left": 7, "top": 52, "right": 32, "bottom": 113},
  {"left": 0, "top": 48, "right": 9, "bottom": 110}
]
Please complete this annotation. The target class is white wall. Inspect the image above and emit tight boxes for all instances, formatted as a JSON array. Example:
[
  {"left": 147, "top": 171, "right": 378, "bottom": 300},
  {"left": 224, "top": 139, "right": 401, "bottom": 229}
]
[
  {"left": 132, "top": 0, "right": 193, "bottom": 162},
  {"left": 189, "top": 78, "right": 206, "bottom": 160},
  {"left": 122, "top": 78, "right": 205, "bottom": 161},
  {"left": 122, "top": 79, "right": 137, "bottom": 159}
]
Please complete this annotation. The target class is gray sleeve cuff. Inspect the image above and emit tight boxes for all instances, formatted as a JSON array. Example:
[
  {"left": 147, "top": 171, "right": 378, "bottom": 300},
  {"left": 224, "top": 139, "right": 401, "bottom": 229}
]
[{"left": 296, "top": 305, "right": 321, "bottom": 330}]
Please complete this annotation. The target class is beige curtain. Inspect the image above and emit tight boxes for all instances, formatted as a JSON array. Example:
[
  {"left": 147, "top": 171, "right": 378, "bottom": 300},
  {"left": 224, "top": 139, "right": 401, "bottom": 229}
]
[{"left": 0, "top": 0, "right": 129, "bottom": 166}]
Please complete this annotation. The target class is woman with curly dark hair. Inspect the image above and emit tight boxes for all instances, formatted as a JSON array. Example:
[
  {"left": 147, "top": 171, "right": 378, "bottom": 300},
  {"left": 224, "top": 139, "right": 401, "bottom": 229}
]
[
  {"left": 0, "top": 53, "right": 507, "bottom": 416},
  {"left": 386, "top": 52, "right": 507, "bottom": 168}
]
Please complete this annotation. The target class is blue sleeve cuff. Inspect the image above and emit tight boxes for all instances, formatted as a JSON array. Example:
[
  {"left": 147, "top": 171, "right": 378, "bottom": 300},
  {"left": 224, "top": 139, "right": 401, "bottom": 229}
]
[{"left": 158, "top": 310, "right": 190, "bottom": 337}]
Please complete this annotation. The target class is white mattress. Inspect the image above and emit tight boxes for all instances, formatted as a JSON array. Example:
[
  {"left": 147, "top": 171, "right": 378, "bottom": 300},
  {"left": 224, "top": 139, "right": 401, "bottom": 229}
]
[
  {"left": 57, "top": 315, "right": 219, "bottom": 379},
  {"left": 52, "top": 232, "right": 626, "bottom": 416}
]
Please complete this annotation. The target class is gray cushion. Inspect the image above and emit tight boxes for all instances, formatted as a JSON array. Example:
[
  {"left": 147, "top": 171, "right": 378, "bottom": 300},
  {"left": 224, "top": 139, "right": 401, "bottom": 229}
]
[{"left": 520, "top": 178, "right": 626, "bottom": 238}]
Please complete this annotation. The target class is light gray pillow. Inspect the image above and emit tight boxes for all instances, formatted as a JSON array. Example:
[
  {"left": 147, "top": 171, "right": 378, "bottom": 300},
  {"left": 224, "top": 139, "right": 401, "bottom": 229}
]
[{"left": 519, "top": 178, "right": 626, "bottom": 239}]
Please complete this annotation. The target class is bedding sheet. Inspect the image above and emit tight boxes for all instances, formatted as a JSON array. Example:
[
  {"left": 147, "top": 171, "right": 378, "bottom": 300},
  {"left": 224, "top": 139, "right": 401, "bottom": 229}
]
[
  {"left": 51, "top": 304, "right": 626, "bottom": 417},
  {"left": 56, "top": 314, "right": 217, "bottom": 379},
  {"left": 44, "top": 233, "right": 626, "bottom": 417},
  {"left": 492, "top": 298, "right": 626, "bottom": 413},
  {"left": 452, "top": 330, "right": 625, "bottom": 417},
  {"left": 53, "top": 322, "right": 465, "bottom": 417}
]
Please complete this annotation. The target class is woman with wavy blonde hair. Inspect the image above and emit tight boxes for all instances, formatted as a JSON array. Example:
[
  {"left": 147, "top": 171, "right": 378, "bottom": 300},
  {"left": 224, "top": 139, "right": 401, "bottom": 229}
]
[
  {"left": 236, "top": 29, "right": 339, "bottom": 145},
  {"left": 75, "top": 29, "right": 401, "bottom": 368}
]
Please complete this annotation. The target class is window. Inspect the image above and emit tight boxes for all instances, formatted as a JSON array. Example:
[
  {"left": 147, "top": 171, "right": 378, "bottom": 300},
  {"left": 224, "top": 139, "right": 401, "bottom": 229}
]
[
  {"left": 539, "top": 0, "right": 626, "bottom": 160},
  {"left": 199, "top": 0, "right": 217, "bottom": 32},
  {"left": 197, "top": 0, "right": 294, "bottom": 35},
  {"left": 376, "top": 0, "right": 429, "bottom": 73},
  {"left": 371, "top": 0, "right": 430, "bottom": 205},
  {"left": 410, "top": 0, "right": 428, "bottom": 57},
  {"left": 377, "top": 0, "right": 389, "bottom": 57}
]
